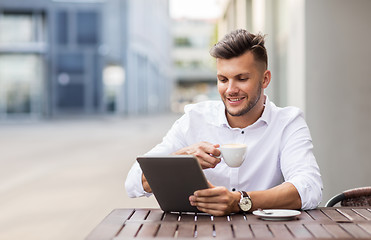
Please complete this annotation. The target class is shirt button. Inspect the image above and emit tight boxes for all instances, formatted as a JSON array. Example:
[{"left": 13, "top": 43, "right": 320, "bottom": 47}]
[
  {"left": 232, "top": 188, "right": 236, "bottom": 191},
  {"left": 241, "top": 131, "right": 244, "bottom": 134}
]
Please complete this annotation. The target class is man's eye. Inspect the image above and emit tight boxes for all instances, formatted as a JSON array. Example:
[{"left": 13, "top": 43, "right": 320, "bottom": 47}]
[
  {"left": 218, "top": 78, "right": 227, "bottom": 83},
  {"left": 240, "top": 78, "right": 249, "bottom": 81}
]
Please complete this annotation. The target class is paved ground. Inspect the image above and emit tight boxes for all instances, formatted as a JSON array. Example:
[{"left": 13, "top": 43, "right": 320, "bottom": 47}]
[{"left": 0, "top": 113, "right": 182, "bottom": 240}]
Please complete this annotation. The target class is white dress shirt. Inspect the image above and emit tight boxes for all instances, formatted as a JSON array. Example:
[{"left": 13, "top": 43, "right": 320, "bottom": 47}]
[{"left": 125, "top": 96, "right": 323, "bottom": 210}]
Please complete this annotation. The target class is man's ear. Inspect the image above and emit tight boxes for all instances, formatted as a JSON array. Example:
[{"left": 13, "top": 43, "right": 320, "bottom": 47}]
[{"left": 262, "top": 70, "right": 271, "bottom": 89}]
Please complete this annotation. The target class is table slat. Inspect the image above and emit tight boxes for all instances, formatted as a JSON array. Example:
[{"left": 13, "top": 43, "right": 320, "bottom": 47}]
[
  {"left": 176, "top": 223, "right": 195, "bottom": 238},
  {"left": 162, "top": 212, "right": 179, "bottom": 222},
  {"left": 286, "top": 224, "right": 313, "bottom": 238},
  {"left": 230, "top": 213, "right": 246, "bottom": 221},
  {"left": 322, "top": 209, "right": 349, "bottom": 222},
  {"left": 196, "top": 214, "right": 212, "bottom": 222},
  {"left": 156, "top": 222, "right": 177, "bottom": 238},
  {"left": 358, "top": 223, "right": 371, "bottom": 235},
  {"left": 306, "top": 209, "right": 331, "bottom": 221},
  {"left": 195, "top": 223, "right": 214, "bottom": 238},
  {"left": 179, "top": 213, "right": 196, "bottom": 222},
  {"left": 354, "top": 208, "right": 371, "bottom": 220},
  {"left": 268, "top": 224, "right": 293, "bottom": 239},
  {"left": 340, "top": 223, "right": 371, "bottom": 238},
  {"left": 299, "top": 210, "right": 315, "bottom": 221},
  {"left": 145, "top": 209, "right": 164, "bottom": 221},
  {"left": 129, "top": 209, "right": 150, "bottom": 221},
  {"left": 305, "top": 224, "right": 333, "bottom": 238},
  {"left": 322, "top": 224, "right": 352, "bottom": 238},
  {"left": 213, "top": 215, "right": 230, "bottom": 222},
  {"left": 136, "top": 222, "right": 159, "bottom": 238},
  {"left": 337, "top": 208, "right": 367, "bottom": 221},
  {"left": 250, "top": 224, "right": 273, "bottom": 238},
  {"left": 232, "top": 222, "right": 253, "bottom": 238},
  {"left": 214, "top": 222, "right": 234, "bottom": 238},
  {"left": 115, "top": 222, "right": 141, "bottom": 239},
  {"left": 85, "top": 209, "right": 133, "bottom": 240}
]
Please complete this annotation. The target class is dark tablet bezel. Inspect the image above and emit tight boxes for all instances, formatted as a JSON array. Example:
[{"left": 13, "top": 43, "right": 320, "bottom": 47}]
[{"left": 137, "top": 155, "right": 209, "bottom": 213}]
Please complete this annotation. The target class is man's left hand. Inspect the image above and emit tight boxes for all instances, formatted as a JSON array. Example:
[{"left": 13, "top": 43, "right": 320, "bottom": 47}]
[{"left": 189, "top": 182, "right": 241, "bottom": 216}]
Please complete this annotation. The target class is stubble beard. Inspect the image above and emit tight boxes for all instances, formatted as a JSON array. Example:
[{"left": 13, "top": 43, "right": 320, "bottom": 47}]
[{"left": 223, "top": 84, "right": 262, "bottom": 117}]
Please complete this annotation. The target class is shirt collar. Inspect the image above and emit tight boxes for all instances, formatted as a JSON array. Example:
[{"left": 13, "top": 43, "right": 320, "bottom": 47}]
[
  {"left": 259, "top": 95, "right": 272, "bottom": 125},
  {"left": 215, "top": 95, "right": 272, "bottom": 128}
]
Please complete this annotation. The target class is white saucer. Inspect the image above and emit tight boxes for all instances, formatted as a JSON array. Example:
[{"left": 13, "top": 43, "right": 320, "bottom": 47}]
[{"left": 252, "top": 209, "right": 301, "bottom": 221}]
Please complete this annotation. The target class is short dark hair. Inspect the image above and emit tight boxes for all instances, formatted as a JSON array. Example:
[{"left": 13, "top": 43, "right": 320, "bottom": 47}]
[{"left": 210, "top": 29, "right": 268, "bottom": 68}]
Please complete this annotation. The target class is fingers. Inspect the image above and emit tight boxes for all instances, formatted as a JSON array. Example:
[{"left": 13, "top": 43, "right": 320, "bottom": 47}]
[
  {"left": 189, "top": 196, "right": 232, "bottom": 216},
  {"left": 195, "top": 208, "right": 226, "bottom": 217},
  {"left": 194, "top": 186, "right": 226, "bottom": 197},
  {"left": 175, "top": 142, "right": 221, "bottom": 169},
  {"left": 198, "top": 152, "right": 221, "bottom": 169},
  {"left": 189, "top": 187, "right": 238, "bottom": 216},
  {"left": 189, "top": 188, "right": 228, "bottom": 206},
  {"left": 141, "top": 174, "right": 152, "bottom": 193},
  {"left": 197, "top": 143, "right": 221, "bottom": 168},
  {"left": 194, "top": 204, "right": 227, "bottom": 217},
  {"left": 206, "top": 144, "right": 221, "bottom": 158}
]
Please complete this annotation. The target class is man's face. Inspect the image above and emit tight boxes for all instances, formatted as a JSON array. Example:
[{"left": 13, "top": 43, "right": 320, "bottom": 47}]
[{"left": 216, "top": 51, "right": 268, "bottom": 117}]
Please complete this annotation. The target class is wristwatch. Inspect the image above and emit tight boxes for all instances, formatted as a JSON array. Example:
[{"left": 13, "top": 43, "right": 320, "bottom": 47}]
[{"left": 238, "top": 191, "right": 252, "bottom": 212}]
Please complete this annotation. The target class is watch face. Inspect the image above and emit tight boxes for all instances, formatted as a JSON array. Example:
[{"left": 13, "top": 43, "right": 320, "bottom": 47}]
[{"left": 239, "top": 197, "right": 252, "bottom": 211}]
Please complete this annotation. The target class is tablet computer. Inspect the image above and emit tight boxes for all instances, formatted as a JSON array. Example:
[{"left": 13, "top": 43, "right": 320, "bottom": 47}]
[{"left": 137, "top": 155, "right": 209, "bottom": 213}]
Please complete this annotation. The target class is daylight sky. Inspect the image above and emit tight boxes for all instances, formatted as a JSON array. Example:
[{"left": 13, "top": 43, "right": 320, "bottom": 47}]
[{"left": 169, "top": 0, "right": 225, "bottom": 19}]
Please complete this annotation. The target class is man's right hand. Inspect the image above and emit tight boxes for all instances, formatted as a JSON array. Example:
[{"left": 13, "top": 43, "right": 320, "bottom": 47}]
[{"left": 173, "top": 142, "right": 221, "bottom": 169}]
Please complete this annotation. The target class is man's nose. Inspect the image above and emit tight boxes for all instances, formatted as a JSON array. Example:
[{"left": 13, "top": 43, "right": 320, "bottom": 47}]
[{"left": 226, "top": 80, "right": 239, "bottom": 94}]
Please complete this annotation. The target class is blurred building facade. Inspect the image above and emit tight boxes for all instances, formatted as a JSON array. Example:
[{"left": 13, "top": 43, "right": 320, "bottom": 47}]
[
  {"left": 171, "top": 18, "right": 218, "bottom": 112},
  {"left": 0, "top": 0, "right": 172, "bottom": 120},
  {"left": 218, "top": 0, "right": 371, "bottom": 205}
]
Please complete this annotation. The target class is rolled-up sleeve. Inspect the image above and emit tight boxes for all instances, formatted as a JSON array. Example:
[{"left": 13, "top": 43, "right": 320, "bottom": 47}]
[
  {"left": 125, "top": 161, "right": 153, "bottom": 197},
  {"left": 280, "top": 114, "right": 323, "bottom": 210},
  {"left": 125, "top": 115, "right": 188, "bottom": 198}
]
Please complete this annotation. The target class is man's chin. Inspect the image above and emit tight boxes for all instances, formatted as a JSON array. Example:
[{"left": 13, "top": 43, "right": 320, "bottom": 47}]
[{"left": 226, "top": 108, "right": 245, "bottom": 117}]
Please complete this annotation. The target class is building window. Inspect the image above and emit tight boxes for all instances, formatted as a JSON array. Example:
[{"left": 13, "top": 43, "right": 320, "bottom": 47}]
[
  {"left": 103, "top": 65, "right": 125, "bottom": 112},
  {"left": 174, "top": 37, "right": 191, "bottom": 47},
  {"left": 57, "top": 53, "right": 84, "bottom": 74},
  {"left": 0, "top": 12, "right": 34, "bottom": 43},
  {"left": 0, "top": 54, "right": 43, "bottom": 115},
  {"left": 56, "top": 11, "right": 68, "bottom": 45},
  {"left": 77, "top": 11, "right": 98, "bottom": 45},
  {"left": 0, "top": 11, "right": 46, "bottom": 118}
]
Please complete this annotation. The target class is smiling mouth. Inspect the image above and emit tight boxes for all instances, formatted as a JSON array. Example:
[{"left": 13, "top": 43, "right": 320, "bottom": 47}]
[{"left": 227, "top": 97, "right": 245, "bottom": 102}]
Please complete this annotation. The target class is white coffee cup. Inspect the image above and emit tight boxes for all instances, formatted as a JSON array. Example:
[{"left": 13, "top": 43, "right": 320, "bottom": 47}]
[{"left": 218, "top": 143, "right": 247, "bottom": 167}]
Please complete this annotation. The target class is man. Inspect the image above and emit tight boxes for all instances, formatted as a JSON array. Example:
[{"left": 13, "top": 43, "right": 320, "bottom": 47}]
[{"left": 125, "top": 29, "right": 322, "bottom": 216}]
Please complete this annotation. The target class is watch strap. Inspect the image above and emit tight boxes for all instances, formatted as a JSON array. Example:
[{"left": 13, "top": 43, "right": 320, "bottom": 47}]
[{"left": 241, "top": 191, "right": 248, "bottom": 198}]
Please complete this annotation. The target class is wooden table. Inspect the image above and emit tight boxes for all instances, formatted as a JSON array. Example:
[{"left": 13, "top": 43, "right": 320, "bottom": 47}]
[{"left": 86, "top": 207, "right": 371, "bottom": 239}]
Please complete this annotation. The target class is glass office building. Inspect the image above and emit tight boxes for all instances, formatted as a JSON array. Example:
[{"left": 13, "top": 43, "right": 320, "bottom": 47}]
[{"left": 0, "top": 0, "right": 172, "bottom": 120}]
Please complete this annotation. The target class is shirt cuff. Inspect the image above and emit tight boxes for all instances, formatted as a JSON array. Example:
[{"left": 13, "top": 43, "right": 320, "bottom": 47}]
[
  {"left": 286, "top": 176, "right": 322, "bottom": 210},
  {"left": 125, "top": 161, "right": 153, "bottom": 198}
]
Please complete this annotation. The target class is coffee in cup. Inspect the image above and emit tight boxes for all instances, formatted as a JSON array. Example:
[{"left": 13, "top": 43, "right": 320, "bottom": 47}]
[{"left": 219, "top": 143, "right": 247, "bottom": 167}]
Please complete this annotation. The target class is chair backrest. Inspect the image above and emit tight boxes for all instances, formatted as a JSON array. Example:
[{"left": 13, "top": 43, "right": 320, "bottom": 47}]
[{"left": 325, "top": 186, "right": 371, "bottom": 207}]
